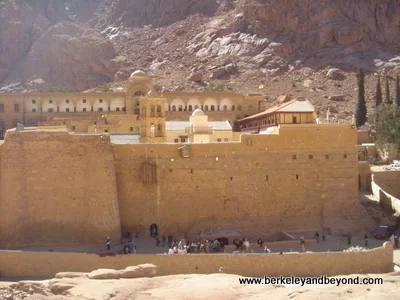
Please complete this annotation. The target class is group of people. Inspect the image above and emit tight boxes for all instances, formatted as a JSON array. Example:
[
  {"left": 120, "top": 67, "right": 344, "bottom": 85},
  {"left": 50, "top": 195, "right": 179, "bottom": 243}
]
[
  {"left": 233, "top": 238, "right": 250, "bottom": 251},
  {"left": 166, "top": 238, "right": 226, "bottom": 254}
]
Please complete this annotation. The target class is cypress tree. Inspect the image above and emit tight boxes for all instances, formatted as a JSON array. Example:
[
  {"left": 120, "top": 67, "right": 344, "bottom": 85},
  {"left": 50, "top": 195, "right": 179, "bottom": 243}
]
[
  {"left": 355, "top": 69, "right": 367, "bottom": 127},
  {"left": 396, "top": 74, "right": 400, "bottom": 107},
  {"left": 385, "top": 76, "right": 391, "bottom": 104},
  {"left": 376, "top": 75, "right": 382, "bottom": 108}
]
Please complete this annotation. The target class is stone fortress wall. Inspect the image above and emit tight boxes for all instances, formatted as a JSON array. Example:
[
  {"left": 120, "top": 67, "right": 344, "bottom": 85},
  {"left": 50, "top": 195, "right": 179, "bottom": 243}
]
[
  {"left": 0, "top": 123, "right": 374, "bottom": 248},
  {"left": 0, "top": 242, "right": 393, "bottom": 278},
  {"left": 0, "top": 130, "right": 121, "bottom": 248}
]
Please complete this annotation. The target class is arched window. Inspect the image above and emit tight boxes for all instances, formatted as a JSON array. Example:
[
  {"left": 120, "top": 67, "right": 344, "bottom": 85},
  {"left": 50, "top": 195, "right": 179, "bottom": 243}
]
[
  {"left": 232, "top": 105, "right": 235, "bottom": 111},
  {"left": 223, "top": 105, "right": 228, "bottom": 111},
  {"left": 150, "top": 105, "right": 155, "bottom": 117},
  {"left": 150, "top": 124, "right": 155, "bottom": 138},
  {"left": 238, "top": 105, "right": 242, "bottom": 111},
  {"left": 157, "top": 105, "right": 162, "bottom": 116},
  {"left": 172, "top": 105, "right": 177, "bottom": 111},
  {"left": 249, "top": 105, "right": 254, "bottom": 111},
  {"left": 188, "top": 105, "right": 193, "bottom": 111},
  {"left": 194, "top": 105, "right": 199, "bottom": 110},
  {"left": 204, "top": 105, "right": 209, "bottom": 111},
  {"left": 178, "top": 105, "right": 183, "bottom": 111},
  {"left": 210, "top": 105, "right": 215, "bottom": 111}
]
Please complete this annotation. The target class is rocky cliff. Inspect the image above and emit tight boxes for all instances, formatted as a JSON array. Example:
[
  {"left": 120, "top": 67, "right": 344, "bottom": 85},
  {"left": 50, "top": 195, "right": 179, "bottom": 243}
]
[{"left": 1, "top": 0, "right": 400, "bottom": 121}]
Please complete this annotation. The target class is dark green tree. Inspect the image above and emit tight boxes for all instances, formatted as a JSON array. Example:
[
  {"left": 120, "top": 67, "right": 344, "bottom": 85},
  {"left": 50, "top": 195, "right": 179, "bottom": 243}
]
[
  {"left": 396, "top": 74, "right": 400, "bottom": 107},
  {"left": 376, "top": 75, "right": 383, "bottom": 108},
  {"left": 372, "top": 104, "right": 400, "bottom": 153},
  {"left": 355, "top": 69, "right": 367, "bottom": 127},
  {"left": 385, "top": 76, "right": 391, "bottom": 104}
]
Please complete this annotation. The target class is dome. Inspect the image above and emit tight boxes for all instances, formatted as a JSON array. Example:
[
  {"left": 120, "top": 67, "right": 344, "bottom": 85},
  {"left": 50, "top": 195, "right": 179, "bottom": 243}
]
[
  {"left": 191, "top": 109, "right": 205, "bottom": 117},
  {"left": 129, "top": 70, "right": 147, "bottom": 81}
]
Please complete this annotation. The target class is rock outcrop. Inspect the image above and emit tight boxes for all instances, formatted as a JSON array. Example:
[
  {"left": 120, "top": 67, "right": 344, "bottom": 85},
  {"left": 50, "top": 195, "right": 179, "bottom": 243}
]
[{"left": 20, "top": 22, "right": 122, "bottom": 91}]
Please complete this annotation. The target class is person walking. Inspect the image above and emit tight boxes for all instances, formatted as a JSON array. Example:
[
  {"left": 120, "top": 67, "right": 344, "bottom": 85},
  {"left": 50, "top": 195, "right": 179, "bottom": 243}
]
[
  {"left": 106, "top": 237, "right": 111, "bottom": 251},
  {"left": 394, "top": 234, "right": 399, "bottom": 249},
  {"left": 347, "top": 233, "right": 352, "bottom": 246},
  {"left": 162, "top": 234, "right": 166, "bottom": 247},
  {"left": 322, "top": 229, "right": 326, "bottom": 241},
  {"left": 300, "top": 236, "right": 305, "bottom": 252},
  {"left": 364, "top": 233, "right": 369, "bottom": 247}
]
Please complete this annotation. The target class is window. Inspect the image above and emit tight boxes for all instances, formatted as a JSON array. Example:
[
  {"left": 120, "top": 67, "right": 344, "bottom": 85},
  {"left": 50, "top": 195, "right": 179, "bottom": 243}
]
[
  {"left": 48, "top": 108, "right": 54, "bottom": 112},
  {"left": 266, "top": 175, "right": 268, "bottom": 181},
  {"left": 224, "top": 138, "right": 229, "bottom": 142},
  {"left": 232, "top": 105, "right": 235, "bottom": 111},
  {"left": 238, "top": 105, "right": 242, "bottom": 111},
  {"left": 32, "top": 108, "right": 36, "bottom": 112},
  {"left": 309, "top": 155, "right": 313, "bottom": 159},
  {"left": 344, "top": 154, "right": 347, "bottom": 159},
  {"left": 204, "top": 105, "right": 209, "bottom": 111},
  {"left": 223, "top": 105, "right": 227, "bottom": 111},
  {"left": 325, "top": 154, "right": 330, "bottom": 159},
  {"left": 83, "top": 108, "right": 87, "bottom": 112},
  {"left": 0, "top": 103, "right": 5, "bottom": 113},
  {"left": 99, "top": 99, "right": 103, "bottom": 103},
  {"left": 116, "top": 107, "right": 120, "bottom": 111},
  {"left": 292, "top": 155, "right": 297, "bottom": 160},
  {"left": 122, "top": 107, "right": 126, "bottom": 111},
  {"left": 150, "top": 124, "right": 155, "bottom": 138},
  {"left": 104, "top": 129, "right": 108, "bottom": 133},
  {"left": 49, "top": 100, "right": 53, "bottom": 104},
  {"left": 194, "top": 105, "right": 199, "bottom": 110},
  {"left": 130, "top": 127, "right": 134, "bottom": 132},
  {"left": 217, "top": 138, "right": 222, "bottom": 142},
  {"left": 66, "top": 99, "right": 70, "bottom": 104},
  {"left": 180, "top": 138, "right": 186, "bottom": 143},
  {"left": 188, "top": 105, "right": 193, "bottom": 111},
  {"left": 249, "top": 105, "right": 254, "bottom": 111},
  {"left": 293, "top": 116, "right": 297, "bottom": 124},
  {"left": 98, "top": 107, "right": 103, "bottom": 112},
  {"left": 178, "top": 105, "right": 183, "bottom": 111},
  {"left": 157, "top": 105, "right": 162, "bottom": 116},
  {"left": 172, "top": 105, "right": 176, "bottom": 111},
  {"left": 210, "top": 105, "right": 215, "bottom": 111},
  {"left": 174, "top": 139, "right": 179, "bottom": 143},
  {"left": 66, "top": 108, "right": 70, "bottom": 112},
  {"left": 14, "top": 104, "right": 19, "bottom": 113},
  {"left": 83, "top": 99, "right": 87, "bottom": 103},
  {"left": 296, "top": 174, "right": 299, "bottom": 179},
  {"left": 32, "top": 99, "right": 36, "bottom": 104},
  {"left": 72, "top": 126, "right": 76, "bottom": 130}
]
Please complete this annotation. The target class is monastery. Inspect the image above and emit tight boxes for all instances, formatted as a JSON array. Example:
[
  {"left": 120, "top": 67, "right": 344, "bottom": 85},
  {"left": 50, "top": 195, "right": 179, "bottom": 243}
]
[{"left": 0, "top": 71, "right": 373, "bottom": 248}]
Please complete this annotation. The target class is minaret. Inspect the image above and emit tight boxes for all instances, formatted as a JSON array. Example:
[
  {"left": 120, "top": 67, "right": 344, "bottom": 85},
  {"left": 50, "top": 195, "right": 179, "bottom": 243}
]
[{"left": 139, "top": 91, "right": 167, "bottom": 143}]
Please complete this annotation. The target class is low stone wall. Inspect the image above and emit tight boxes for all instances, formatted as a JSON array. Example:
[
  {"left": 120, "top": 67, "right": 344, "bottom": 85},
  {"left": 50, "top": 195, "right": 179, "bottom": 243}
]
[
  {"left": 0, "top": 243, "right": 393, "bottom": 278},
  {"left": 225, "top": 239, "right": 317, "bottom": 252}
]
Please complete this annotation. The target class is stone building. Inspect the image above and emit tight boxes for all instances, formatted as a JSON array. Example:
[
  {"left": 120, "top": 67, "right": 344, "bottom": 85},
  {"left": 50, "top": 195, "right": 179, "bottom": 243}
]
[{"left": 0, "top": 70, "right": 263, "bottom": 139}]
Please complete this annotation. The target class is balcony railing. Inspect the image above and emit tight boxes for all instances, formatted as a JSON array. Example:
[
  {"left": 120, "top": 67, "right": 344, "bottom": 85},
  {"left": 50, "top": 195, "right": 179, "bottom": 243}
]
[{"left": 185, "top": 126, "right": 213, "bottom": 135}]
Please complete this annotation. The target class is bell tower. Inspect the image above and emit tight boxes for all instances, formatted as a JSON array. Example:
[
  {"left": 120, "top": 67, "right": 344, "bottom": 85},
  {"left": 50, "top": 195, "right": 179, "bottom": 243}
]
[
  {"left": 139, "top": 91, "right": 167, "bottom": 143},
  {"left": 125, "top": 70, "right": 153, "bottom": 115}
]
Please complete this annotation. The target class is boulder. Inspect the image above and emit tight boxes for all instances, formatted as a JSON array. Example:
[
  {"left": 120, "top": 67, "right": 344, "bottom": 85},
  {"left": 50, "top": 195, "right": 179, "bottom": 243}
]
[
  {"left": 55, "top": 272, "right": 87, "bottom": 279},
  {"left": 210, "top": 67, "right": 226, "bottom": 79},
  {"left": 87, "top": 269, "right": 120, "bottom": 280},
  {"left": 326, "top": 68, "right": 340, "bottom": 79},
  {"left": 328, "top": 95, "right": 345, "bottom": 101},
  {"left": 48, "top": 280, "right": 77, "bottom": 295},
  {"left": 187, "top": 72, "right": 203, "bottom": 82},
  {"left": 224, "top": 63, "right": 236, "bottom": 74},
  {"left": 119, "top": 266, "right": 145, "bottom": 278},
  {"left": 137, "top": 264, "right": 157, "bottom": 276}
]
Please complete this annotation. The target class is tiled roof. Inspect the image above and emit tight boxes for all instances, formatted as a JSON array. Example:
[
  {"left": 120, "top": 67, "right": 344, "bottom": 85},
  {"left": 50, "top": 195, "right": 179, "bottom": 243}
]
[{"left": 238, "top": 99, "right": 315, "bottom": 121}]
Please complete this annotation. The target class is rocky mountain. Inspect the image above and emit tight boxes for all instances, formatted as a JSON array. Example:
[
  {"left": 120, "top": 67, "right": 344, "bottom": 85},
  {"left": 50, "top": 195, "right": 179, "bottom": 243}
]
[{"left": 1, "top": 0, "right": 400, "bottom": 121}]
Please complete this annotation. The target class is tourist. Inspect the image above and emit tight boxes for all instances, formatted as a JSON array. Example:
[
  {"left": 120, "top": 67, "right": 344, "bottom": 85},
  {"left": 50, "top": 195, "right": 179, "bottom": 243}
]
[
  {"left": 300, "top": 236, "right": 305, "bottom": 252},
  {"left": 364, "top": 234, "right": 369, "bottom": 247},
  {"left": 394, "top": 235, "right": 399, "bottom": 249},
  {"left": 257, "top": 238, "right": 264, "bottom": 248},
  {"left": 106, "top": 237, "right": 111, "bottom": 251},
  {"left": 322, "top": 229, "right": 326, "bottom": 241},
  {"left": 168, "top": 235, "right": 173, "bottom": 248},
  {"left": 347, "top": 233, "right": 352, "bottom": 246},
  {"left": 314, "top": 232, "right": 320, "bottom": 244},
  {"left": 162, "top": 234, "right": 166, "bottom": 247},
  {"left": 168, "top": 248, "right": 174, "bottom": 255},
  {"left": 155, "top": 235, "right": 160, "bottom": 247},
  {"left": 263, "top": 246, "right": 271, "bottom": 254}
]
